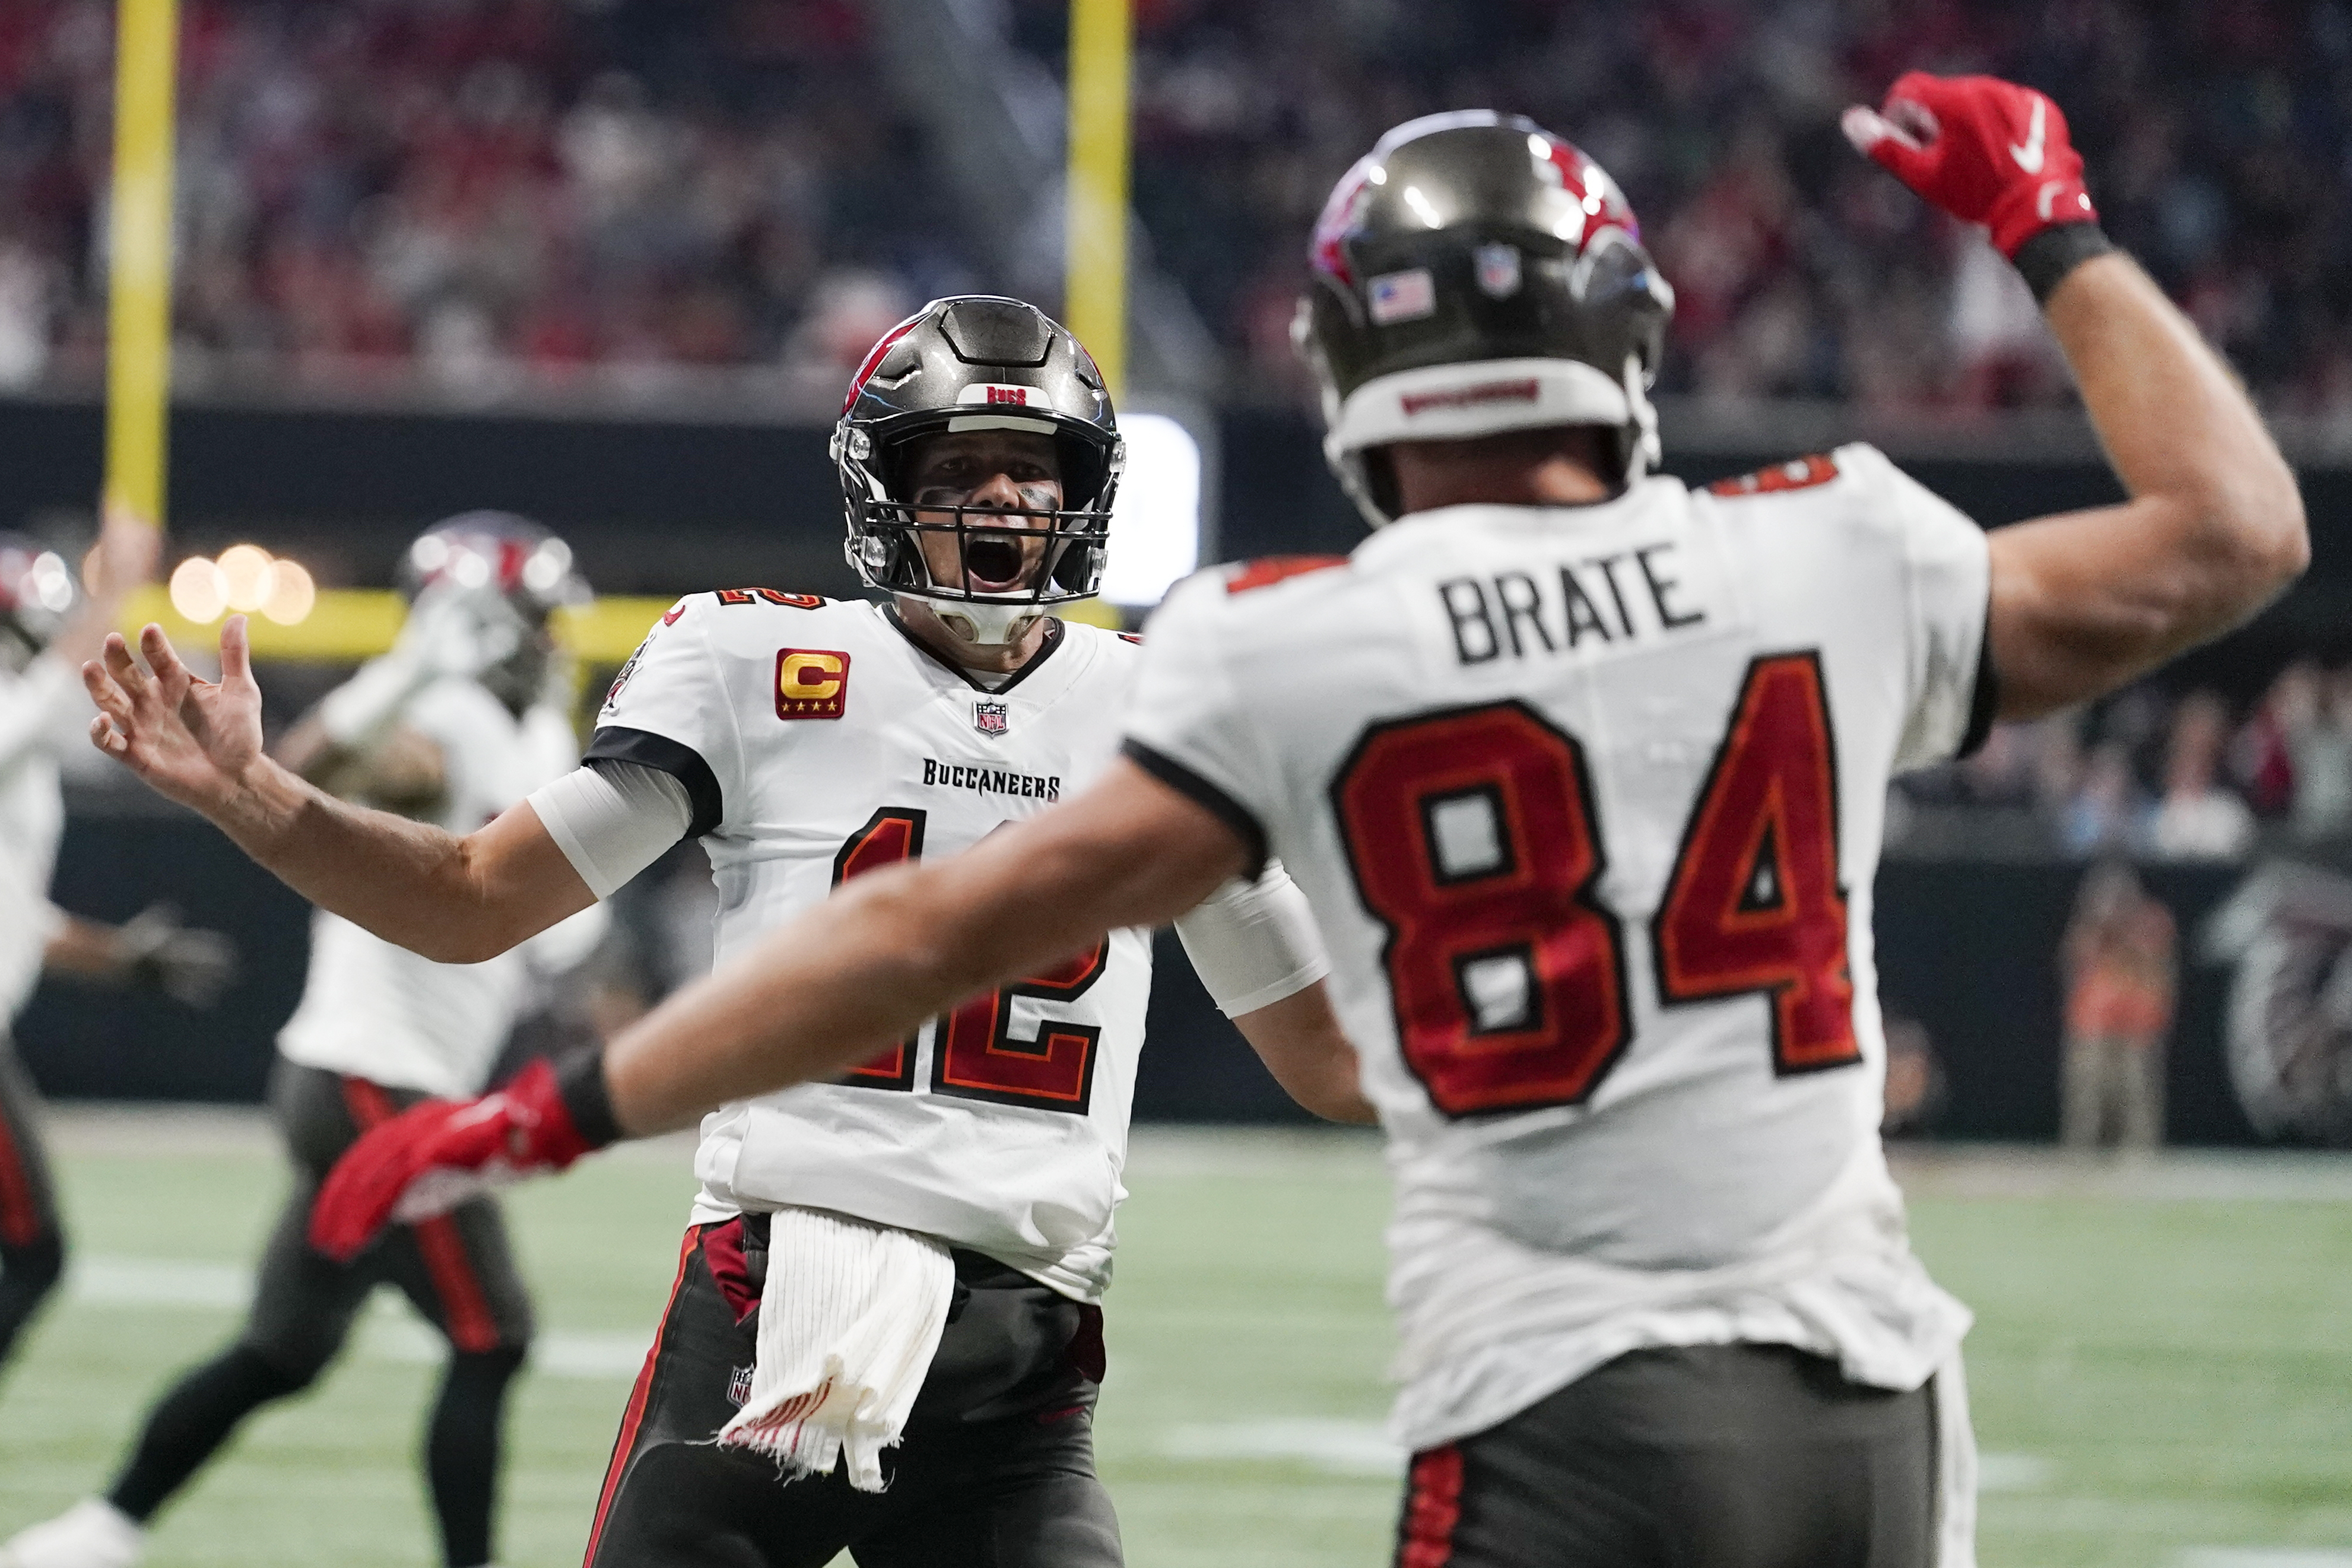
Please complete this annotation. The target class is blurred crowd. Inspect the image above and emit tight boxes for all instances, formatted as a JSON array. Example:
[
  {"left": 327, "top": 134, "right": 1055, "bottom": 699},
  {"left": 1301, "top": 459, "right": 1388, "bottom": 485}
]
[
  {"left": 1899, "top": 661, "right": 2352, "bottom": 862},
  {"left": 1076, "top": 0, "right": 2352, "bottom": 411},
  {"left": 5, "top": 1, "right": 2349, "bottom": 408},
  {"left": 0, "top": 0, "right": 971, "bottom": 397}
]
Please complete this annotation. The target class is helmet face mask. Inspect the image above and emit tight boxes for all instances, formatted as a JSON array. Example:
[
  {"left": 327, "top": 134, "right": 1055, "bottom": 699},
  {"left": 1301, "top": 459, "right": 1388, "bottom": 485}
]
[
  {"left": 833, "top": 296, "right": 1122, "bottom": 646},
  {"left": 1299, "top": 110, "right": 1676, "bottom": 527}
]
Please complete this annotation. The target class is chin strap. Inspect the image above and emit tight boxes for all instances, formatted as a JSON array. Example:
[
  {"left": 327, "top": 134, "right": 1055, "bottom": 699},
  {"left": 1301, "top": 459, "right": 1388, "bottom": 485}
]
[{"left": 900, "top": 595, "right": 1041, "bottom": 647}]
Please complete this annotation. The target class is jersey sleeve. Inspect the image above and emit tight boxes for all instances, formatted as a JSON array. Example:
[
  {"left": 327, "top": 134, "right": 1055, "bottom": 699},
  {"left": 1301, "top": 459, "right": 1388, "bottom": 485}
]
[
  {"left": 1839, "top": 444, "right": 1996, "bottom": 772},
  {"left": 1120, "top": 570, "right": 1276, "bottom": 879},
  {"left": 586, "top": 598, "right": 739, "bottom": 838},
  {"left": 528, "top": 761, "right": 696, "bottom": 899},
  {"left": 1173, "top": 857, "right": 1331, "bottom": 1017}
]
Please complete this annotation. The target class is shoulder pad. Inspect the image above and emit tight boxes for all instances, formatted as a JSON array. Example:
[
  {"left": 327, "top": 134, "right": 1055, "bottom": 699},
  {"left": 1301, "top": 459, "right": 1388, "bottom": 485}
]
[
  {"left": 1225, "top": 556, "right": 1348, "bottom": 595},
  {"left": 713, "top": 588, "right": 827, "bottom": 608},
  {"left": 1705, "top": 455, "right": 1840, "bottom": 499}
]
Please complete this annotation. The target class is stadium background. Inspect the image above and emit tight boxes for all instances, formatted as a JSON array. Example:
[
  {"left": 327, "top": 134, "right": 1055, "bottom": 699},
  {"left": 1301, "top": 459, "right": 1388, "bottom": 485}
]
[{"left": 2, "top": 2, "right": 2350, "bottom": 1566}]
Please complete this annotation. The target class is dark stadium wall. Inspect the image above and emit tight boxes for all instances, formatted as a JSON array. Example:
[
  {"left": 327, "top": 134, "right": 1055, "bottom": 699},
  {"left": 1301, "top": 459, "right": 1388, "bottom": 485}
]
[
  {"left": 12, "top": 814, "right": 2270, "bottom": 1147},
  {"left": 0, "top": 395, "right": 2334, "bottom": 1138}
]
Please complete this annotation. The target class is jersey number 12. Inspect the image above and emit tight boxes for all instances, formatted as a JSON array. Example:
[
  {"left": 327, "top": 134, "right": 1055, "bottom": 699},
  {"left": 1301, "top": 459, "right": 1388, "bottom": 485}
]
[
  {"left": 830, "top": 808, "right": 1108, "bottom": 1115},
  {"left": 1334, "top": 652, "right": 1858, "bottom": 1118}
]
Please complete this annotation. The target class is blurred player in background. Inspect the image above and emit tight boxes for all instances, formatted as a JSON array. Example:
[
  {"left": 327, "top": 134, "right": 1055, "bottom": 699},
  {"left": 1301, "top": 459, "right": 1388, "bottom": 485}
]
[
  {"left": 288, "top": 76, "right": 2303, "bottom": 1568},
  {"left": 2059, "top": 861, "right": 2177, "bottom": 1150},
  {"left": 4, "top": 515, "right": 606, "bottom": 1568},
  {"left": 0, "top": 514, "right": 236, "bottom": 1379},
  {"left": 73, "top": 296, "right": 1361, "bottom": 1567}
]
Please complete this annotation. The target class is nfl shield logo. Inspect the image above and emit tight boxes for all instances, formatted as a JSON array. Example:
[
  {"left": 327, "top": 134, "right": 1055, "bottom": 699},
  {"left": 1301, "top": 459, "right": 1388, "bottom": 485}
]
[
  {"left": 973, "top": 700, "right": 1010, "bottom": 737},
  {"left": 1474, "top": 243, "right": 1522, "bottom": 299},
  {"left": 726, "top": 1364, "right": 754, "bottom": 1407}
]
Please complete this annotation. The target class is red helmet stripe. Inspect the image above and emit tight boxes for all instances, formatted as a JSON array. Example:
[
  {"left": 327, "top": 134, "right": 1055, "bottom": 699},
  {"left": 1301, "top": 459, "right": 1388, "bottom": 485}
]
[{"left": 840, "top": 312, "right": 928, "bottom": 416}]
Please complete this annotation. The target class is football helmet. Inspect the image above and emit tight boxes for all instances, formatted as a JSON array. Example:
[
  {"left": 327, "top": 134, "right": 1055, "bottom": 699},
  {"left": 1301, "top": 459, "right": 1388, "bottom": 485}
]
[
  {"left": 395, "top": 512, "right": 588, "bottom": 710},
  {"left": 830, "top": 296, "right": 1123, "bottom": 645},
  {"left": 0, "top": 534, "right": 79, "bottom": 671},
  {"left": 1297, "top": 110, "right": 1677, "bottom": 526}
]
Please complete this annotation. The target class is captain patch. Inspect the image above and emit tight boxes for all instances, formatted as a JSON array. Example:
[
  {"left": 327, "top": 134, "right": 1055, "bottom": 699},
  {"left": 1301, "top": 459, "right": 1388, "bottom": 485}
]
[{"left": 775, "top": 648, "right": 851, "bottom": 719}]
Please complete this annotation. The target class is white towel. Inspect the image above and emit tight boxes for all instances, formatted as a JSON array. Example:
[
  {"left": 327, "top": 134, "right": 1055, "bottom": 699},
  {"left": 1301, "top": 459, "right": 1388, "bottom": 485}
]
[{"left": 716, "top": 1207, "right": 956, "bottom": 1491}]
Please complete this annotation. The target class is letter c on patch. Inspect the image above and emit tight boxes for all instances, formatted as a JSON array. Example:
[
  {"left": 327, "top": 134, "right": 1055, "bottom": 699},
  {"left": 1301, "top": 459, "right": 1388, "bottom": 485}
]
[{"left": 775, "top": 649, "right": 850, "bottom": 719}]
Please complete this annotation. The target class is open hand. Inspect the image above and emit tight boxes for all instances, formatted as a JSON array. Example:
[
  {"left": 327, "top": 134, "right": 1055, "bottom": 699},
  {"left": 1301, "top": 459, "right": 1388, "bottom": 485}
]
[{"left": 84, "top": 616, "right": 266, "bottom": 816}]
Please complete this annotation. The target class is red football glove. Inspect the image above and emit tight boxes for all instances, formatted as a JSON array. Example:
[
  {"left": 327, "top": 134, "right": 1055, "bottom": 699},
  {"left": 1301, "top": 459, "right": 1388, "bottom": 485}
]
[
  {"left": 1842, "top": 72, "right": 2099, "bottom": 258},
  {"left": 309, "top": 1057, "right": 605, "bottom": 1262}
]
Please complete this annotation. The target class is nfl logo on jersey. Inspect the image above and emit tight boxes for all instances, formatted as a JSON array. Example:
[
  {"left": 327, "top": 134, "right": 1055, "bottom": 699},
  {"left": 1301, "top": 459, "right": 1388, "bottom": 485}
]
[
  {"left": 726, "top": 1364, "right": 754, "bottom": 1408},
  {"left": 973, "top": 700, "right": 1010, "bottom": 737}
]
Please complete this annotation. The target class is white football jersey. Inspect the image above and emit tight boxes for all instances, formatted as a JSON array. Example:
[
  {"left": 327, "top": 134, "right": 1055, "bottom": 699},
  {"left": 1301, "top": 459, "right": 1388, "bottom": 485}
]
[
  {"left": 591, "top": 595, "right": 1160, "bottom": 1302},
  {"left": 1125, "top": 443, "right": 1989, "bottom": 1449},
  {"left": 278, "top": 679, "right": 599, "bottom": 1097},
  {"left": 0, "top": 657, "right": 81, "bottom": 1020}
]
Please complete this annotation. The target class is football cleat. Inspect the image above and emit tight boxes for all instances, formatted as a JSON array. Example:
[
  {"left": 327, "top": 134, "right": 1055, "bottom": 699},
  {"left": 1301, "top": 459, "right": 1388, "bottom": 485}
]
[{"left": 0, "top": 1500, "right": 145, "bottom": 1568}]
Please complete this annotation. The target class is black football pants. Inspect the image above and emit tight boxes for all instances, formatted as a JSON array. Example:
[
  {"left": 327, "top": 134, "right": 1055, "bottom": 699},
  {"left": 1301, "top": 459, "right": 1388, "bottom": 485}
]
[
  {"left": 585, "top": 1218, "right": 1122, "bottom": 1568},
  {"left": 1394, "top": 1344, "right": 1941, "bottom": 1568},
  {"left": 0, "top": 1033, "right": 64, "bottom": 1373}
]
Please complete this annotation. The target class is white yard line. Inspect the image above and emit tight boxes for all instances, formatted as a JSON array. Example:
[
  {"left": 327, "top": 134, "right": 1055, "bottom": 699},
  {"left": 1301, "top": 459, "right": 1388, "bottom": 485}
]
[{"left": 67, "top": 1253, "right": 650, "bottom": 1378}]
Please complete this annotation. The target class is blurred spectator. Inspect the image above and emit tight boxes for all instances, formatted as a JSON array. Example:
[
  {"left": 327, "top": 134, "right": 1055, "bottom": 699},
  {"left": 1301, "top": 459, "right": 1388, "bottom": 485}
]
[
  {"left": 2060, "top": 741, "right": 2143, "bottom": 859},
  {"left": 2059, "top": 861, "right": 2176, "bottom": 1152},
  {"left": 2290, "top": 669, "right": 2352, "bottom": 841},
  {"left": 1880, "top": 1012, "right": 1947, "bottom": 1138},
  {"left": 2144, "top": 691, "right": 2256, "bottom": 860}
]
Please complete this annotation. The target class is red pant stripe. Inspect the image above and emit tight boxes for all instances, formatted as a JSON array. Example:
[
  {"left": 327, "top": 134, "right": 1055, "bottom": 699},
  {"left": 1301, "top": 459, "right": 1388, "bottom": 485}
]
[
  {"left": 1397, "top": 1445, "right": 1465, "bottom": 1568},
  {"left": 338, "top": 1077, "right": 499, "bottom": 1354},
  {"left": 583, "top": 1227, "right": 699, "bottom": 1567},
  {"left": 0, "top": 1112, "right": 43, "bottom": 1248}
]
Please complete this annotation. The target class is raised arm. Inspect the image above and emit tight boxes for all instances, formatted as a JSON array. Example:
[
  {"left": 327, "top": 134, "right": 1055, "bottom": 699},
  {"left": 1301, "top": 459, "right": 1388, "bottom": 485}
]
[
  {"left": 1846, "top": 73, "right": 2306, "bottom": 718},
  {"left": 85, "top": 617, "right": 592, "bottom": 962}
]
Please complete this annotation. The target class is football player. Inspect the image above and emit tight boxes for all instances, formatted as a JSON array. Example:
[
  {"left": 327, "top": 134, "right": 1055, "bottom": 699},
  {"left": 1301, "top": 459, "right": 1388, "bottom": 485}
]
[
  {"left": 72, "top": 296, "right": 1363, "bottom": 1566},
  {"left": 0, "top": 513, "right": 237, "bottom": 1380},
  {"left": 5, "top": 515, "right": 607, "bottom": 1568},
  {"left": 291, "top": 79, "right": 2303, "bottom": 1567}
]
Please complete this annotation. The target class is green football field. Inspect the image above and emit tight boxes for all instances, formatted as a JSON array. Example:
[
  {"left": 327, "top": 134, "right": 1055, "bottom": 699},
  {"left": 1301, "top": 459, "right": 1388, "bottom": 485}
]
[{"left": 3, "top": 1113, "right": 2350, "bottom": 1568}]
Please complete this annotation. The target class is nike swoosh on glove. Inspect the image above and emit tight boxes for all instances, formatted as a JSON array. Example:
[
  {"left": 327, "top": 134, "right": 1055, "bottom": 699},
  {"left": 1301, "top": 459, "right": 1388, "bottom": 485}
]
[
  {"left": 1841, "top": 71, "right": 2098, "bottom": 258},
  {"left": 308, "top": 1056, "right": 607, "bottom": 1261}
]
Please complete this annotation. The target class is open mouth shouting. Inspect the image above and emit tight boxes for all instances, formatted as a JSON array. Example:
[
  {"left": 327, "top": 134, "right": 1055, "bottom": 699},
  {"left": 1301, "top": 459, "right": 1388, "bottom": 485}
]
[{"left": 960, "top": 527, "right": 1036, "bottom": 594}]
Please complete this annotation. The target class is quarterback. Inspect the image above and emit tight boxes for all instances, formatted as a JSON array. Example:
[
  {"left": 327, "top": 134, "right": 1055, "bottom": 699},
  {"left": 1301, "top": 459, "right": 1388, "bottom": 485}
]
[
  {"left": 282, "top": 77, "right": 2303, "bottom": 1567},
  {"left": 75, "top": 296, "right": 1360, "bottom": 1566}
]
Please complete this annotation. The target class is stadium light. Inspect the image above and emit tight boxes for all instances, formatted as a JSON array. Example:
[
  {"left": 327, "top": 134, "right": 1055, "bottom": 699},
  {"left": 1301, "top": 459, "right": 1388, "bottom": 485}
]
[
  {"left": 167, "top": 546, "right": 317, "bottom": 626},
  {"left": 1101, "top": 412, "right": 1199, "bottom": 608}
]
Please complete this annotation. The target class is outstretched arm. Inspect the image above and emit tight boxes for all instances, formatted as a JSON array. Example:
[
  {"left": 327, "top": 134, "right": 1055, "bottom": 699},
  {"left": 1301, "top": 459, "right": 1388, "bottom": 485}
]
[
  {"left": 604, "top": 758, "right": 1246, "bottom": 1132},
  {"left": 84, "top": 617, "right": 592, "bottom": 963},
  {"left": 1846, "top": 72, "right": 2306, "bottom": 717},
  {"left": 309, "top": 757, "right": 1248, "bottom": 1258}
]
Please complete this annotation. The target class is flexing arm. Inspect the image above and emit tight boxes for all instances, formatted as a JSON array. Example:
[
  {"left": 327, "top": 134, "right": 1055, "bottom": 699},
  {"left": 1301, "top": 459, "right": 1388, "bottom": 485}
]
[
  {"left": 1846, "top": 73, "right": 2306, "bottom": 717},
  {"left": 1984, "top": 256, "right": 2305, "bottom": 714},
  {"left": 84, "top": 618, "right": 592, "bottom": 962}
]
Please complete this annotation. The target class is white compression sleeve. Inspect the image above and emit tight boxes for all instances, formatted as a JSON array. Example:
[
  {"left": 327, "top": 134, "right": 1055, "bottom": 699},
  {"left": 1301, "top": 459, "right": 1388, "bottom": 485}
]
[
  {"left": 526, "top": 761, "right": 696, "bottom": 900},
  {"left": 1173, "top": 857, "right": 1332, "bottom": 1017}
]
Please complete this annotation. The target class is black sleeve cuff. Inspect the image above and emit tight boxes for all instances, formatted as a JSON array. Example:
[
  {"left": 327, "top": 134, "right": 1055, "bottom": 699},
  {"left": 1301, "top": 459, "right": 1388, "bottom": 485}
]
[
  {"left": 2014, "top": 222, "right": 2116, "bottom": 304},
  {"left": 586, "top": 726, "right": 723, "bottom": 840},
  {"left": 1122, "top": 739, "right": 1269, "bottom": 882},
  {"left": 1956, "top": 601, "right": 2001, "bottom": 760},
  {"left": 554, "top": 1046, "right": 621, "bottom": 1150}
]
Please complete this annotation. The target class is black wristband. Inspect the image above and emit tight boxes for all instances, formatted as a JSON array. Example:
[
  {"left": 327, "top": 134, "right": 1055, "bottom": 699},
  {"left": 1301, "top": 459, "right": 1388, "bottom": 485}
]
[
  {"left": 2014, "top": 222, "right": 2116, "bottom": 304},
  {"left": 554, "top": 1047, "right": 623, "bottom": 1150}
]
